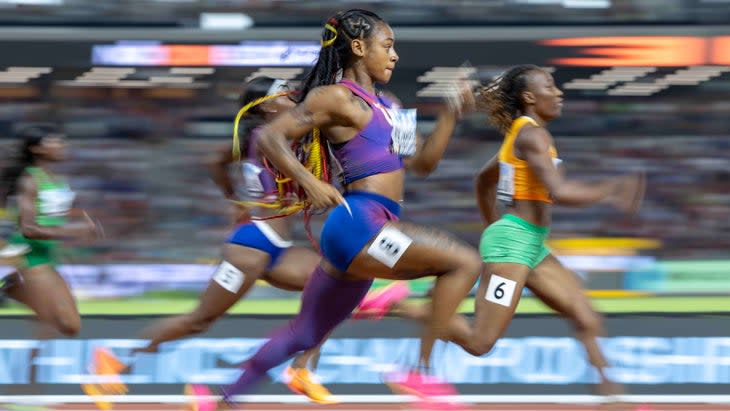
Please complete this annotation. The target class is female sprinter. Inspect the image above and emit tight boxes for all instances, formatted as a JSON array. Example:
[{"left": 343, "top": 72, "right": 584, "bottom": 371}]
[
  {"left": 0, "top": 124, "right": 101, "bottom": 336},
  {"left": 82, "top": 76, "right": 340, "bottom": 406},
  {"left": 0, "top": 125, "right": 101, "bottom": 410},
  {"left": 188, "top": 8, "right": 480, "bottom": 410},
  {"left": 472, "top": 65, "right": 643, "bottom": 406},
  {"left": 398, "top": 64, "right": 644, "bottom": 409}
]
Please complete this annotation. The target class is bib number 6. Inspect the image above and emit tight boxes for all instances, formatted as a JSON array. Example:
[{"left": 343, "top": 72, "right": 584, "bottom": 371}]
[
  {"left": 485, "top": 274, "right": 517, "bottom": 307},
  {"left": 494, "top": 282, "right": 506, "bottom": 299}
]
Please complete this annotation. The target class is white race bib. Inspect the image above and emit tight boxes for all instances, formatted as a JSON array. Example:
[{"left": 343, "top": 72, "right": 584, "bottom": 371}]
[
  {"left": 38, "top": 188, "right": 75, "bottom": 216},
  {"left": 384, "top": 108, "right": 417, "bottom": 157},
  {"left": 212, "top": 261, "right": 245, "bottom": 293},
  {"left": 496, "top": 162, "right": 515, "bottom": 204},
  {"left": 367, "top": 226, "right": 413, "bottom": 268},
  {"left": 485, "top": 274, "right": 517, "bottom": 307},
  {"left": 241, "top": 161, "right": 265, "bottom": 197}
]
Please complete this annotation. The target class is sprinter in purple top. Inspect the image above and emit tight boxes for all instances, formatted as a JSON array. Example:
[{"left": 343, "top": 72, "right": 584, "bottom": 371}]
[
  {"left": 188, "top": 9, "right": 481, "bottom": 410},
  {"left": 329, "top": 79, "right": 404, "bottom": 185}
]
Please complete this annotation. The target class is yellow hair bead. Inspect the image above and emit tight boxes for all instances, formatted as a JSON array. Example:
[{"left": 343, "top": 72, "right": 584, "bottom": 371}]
[{"left": 321, "top": 23, "right": 338, "bottom": 48}]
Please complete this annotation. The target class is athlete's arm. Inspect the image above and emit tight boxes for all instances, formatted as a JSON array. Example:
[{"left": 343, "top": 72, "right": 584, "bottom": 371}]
[
  {"left": 405, "top": 84, "right": 473, "bottom": 176},
  {"left": 207, "top": 143, "right": 252, "bottom": 222},
  {"left": 475, "top": 154, "right": 500, "bottom": 225},
  {"left": 378, "top": 89, "right": 456, "bottom": 177},
  {"left": 518, "top": 126, "right": 621, "bottom": 206},
  {"left": 404, "top": 111, "right": 458, "bottom": 176},
  {"left": 207, "top": 143, "right": 238, "bottom": 201},
  {"left": 16, "top": 174, "right": 97, "bottom": 240},
  {"left": 257, "top": 85, "right": 355, "bottom": 209}
]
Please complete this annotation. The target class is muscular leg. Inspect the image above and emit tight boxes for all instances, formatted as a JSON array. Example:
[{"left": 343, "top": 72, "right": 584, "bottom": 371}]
[
  {"left": 386, "top": 262, "right": 532, "bottom": 358},
  {"left": 7, "top": 264, "right": 81, "bottom": 337},
  {"left": 527, "top": 254, "right": 623, "bottom": 401},
  {"left": 220, "top": 260, "right": 372, "bottom": 404},
  {"left": 263, "top": 246, "right": 318, "bottom": 291},
  {"left": 457, "top": 263, "right": 532, "bottom": 356},
  {"left": 346, "top": 222, "right": 482, "bottom": 369},
  {"left": 5, "top": 265, "right": 80, "bottom": 395},
  {"left": 263, "top": 247, "right": 328, "bottom": 370},
  {"left": 136, "top": 244, "right": 269, "bottom": 353},
  {"left": 217, "top": 221, "right": 480, "bottom": 404},
  {"left": 383, "top": 256, "right": 605, "bottom": 375}
]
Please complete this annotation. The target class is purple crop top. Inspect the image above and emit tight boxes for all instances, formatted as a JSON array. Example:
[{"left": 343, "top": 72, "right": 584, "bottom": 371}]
[{"left": 331, "top": 79, "right": 416, "bottom": 186}]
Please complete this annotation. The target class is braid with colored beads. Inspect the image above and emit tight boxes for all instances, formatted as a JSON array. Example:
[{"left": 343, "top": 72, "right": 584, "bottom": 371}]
[{"left": 232, "top": 78, "right": 331, "bottom": 219}]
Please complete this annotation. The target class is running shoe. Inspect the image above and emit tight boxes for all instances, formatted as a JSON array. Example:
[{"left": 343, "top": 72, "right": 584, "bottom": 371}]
[
  {"left": 81, "top": 347, "right": 127, "bottom": 410},
  {"left": 185, "top": 384, "right": 217, "bottom": 411},
  {"left": 283, "top": 366, "right": 339, "bottom": 404},
  {"left": 353, "top": 281, "right": 410, "bottom": 319},
  {"left": 385, "top": 370, "right": 465, "bottom": 409}
]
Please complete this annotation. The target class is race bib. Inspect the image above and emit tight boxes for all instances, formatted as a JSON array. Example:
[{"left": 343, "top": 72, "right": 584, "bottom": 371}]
[
  {"left": 496, "top": 162, "right": 515, "bottom": 204},
  {"left": 485, "top": 274, "right": 517, "bottom": 307},
  {"left": 241, "top": 161, "right": 265, "bottom": 197},
  {"left": 38, "top": 188, "right": 75, "bottom": 216},
  {"left": 212, "top": 261, "right": 245, "bottom": 293},
  {"left": 367, "top": 226, "right": 413, "bottom": 268},
  {"left": 385, "top": 108, "right": 417, "bottom": 157}
]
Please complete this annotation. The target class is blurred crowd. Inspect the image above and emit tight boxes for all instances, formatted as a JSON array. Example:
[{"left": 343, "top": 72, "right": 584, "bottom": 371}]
[{"left": 1, "top": 88, "right": 728, "bottom": 264}]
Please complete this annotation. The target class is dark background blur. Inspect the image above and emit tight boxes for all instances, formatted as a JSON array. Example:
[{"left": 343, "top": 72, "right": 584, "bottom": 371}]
[{"left": 0, "top": 0, "right": 729, "bottom": 296}]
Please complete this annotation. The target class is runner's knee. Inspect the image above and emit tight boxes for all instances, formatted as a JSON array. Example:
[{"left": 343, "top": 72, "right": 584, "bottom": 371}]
[
  {"left": 575, "top": 307, "right": 604, "bottom": 337},
  {"left": 54, "top": 314, "right": 81, "bottom": 337},
  {"left": 462, "top": 249, "right": 483, "bottom": 275},
  {"left": 464, "top": 333, "right": 499, "bottom": 357}
]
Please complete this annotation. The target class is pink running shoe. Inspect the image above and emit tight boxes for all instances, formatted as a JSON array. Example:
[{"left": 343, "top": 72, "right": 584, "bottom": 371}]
[
  {"left": 185, "top": 384, "right": 216, "bottom": 411},
  {"left": 353, "top": 281, "right": 410, "bottom": 319},
  {"left": 412, "top": 399, "right": 472, "bottom": 411},
  {"left": 384, "top": 370, "right": 459, "bottom": 401}
]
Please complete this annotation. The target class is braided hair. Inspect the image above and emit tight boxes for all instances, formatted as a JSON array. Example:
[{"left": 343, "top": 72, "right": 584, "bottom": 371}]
[
  {"left": 478, "top": 64, "right": 542, "bottom": 132},
  {"left": 297, "top": 9, "right": 385, "bottom": 101},
  {"left": 230, "top": 75, "right": 329, "bottom": 225},
  {"left": 233, "top": 76, "right": 286, "bottom": 159},
  {"left": 238, "top": 76, "right": 282, "bottom": 117}
]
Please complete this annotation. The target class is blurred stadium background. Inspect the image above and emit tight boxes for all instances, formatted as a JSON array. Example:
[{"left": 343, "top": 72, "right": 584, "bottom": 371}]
[{"left": 1, "top": 0, "right": 730, "bottom": 407}]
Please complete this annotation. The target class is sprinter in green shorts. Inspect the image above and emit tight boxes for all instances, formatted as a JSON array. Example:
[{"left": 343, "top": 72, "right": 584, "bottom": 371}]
[
  {"left": 380, "top": 65, "right": 647, "bottom": 407},
  {"left": 469, "top": 65, "right": 644, "bottom": 403}
]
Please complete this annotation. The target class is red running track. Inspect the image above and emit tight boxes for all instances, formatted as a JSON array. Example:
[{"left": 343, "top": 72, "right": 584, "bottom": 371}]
[{"left": 49, "top": 403, "right": 730, "bottom": 411}]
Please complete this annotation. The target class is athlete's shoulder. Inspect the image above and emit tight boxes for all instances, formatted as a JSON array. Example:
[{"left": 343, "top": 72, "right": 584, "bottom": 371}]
[
  {"left": 299, "top": 85, "right": 352, "bottom": 116},
  {"left": 515, "top": 123, "right": 551, "bottom": 152},
  {"left": 305, "top": 84, "right": 352, "bottom": 103},
  {"left": 16, "top": 172, "right": 37, "bottom": 195}
]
